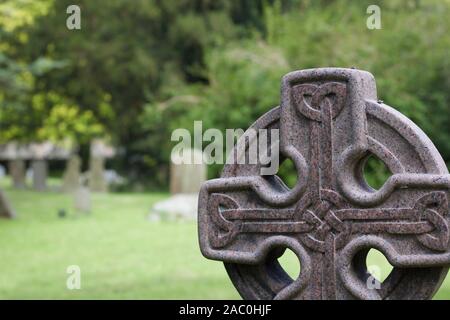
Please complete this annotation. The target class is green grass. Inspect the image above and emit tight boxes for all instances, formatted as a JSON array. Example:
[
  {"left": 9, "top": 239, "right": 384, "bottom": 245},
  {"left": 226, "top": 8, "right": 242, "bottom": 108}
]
[
  {"left": 0, "top": 178, "right": 239, "bottom": 299},
  {"left": 0, "top": 177, "right": 449, "bottom": 299}
]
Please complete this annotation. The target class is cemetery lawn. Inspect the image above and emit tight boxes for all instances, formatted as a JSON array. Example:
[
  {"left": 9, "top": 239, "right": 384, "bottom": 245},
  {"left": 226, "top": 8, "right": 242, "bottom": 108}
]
[{"left": 0, "top": 179, "right": 450, "bottom": 299}]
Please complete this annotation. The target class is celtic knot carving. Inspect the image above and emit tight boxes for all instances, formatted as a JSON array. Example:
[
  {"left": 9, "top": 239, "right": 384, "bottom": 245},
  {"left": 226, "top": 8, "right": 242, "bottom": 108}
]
[
  {"left": 198, "top": 68, "right": 450, "bottom": 300},
  {"left": 209, "top": 190, "right": 449, "bottom": 253},
  {"left": 293, "top": 82, "right": 347, "bottom": 122}
]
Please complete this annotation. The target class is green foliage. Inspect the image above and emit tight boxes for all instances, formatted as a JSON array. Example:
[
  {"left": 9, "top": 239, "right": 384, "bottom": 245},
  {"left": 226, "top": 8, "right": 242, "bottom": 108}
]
[
  {"left": 0, "top": 0, "right": 100, "bottom": 145},
  {"left": 262, "top": 0, "right": 450, "bottom": 164},
  {"left": 141, "top": 40, "right": 290, "bottom": 179},
  {"left": 144, "top": 0, "right": 450, "bottom": 183},
  {"left": 35, "top": 92, "right": 105, "bottom": 144},
  {"left": 0, "top": 0, "right": 52, "bottom": 32},
  {"left": 4, "top": 0, "right": 262, "bottom": 187},
  {"left": 363, "top": 156, "right": 392, "bottom": 190},
  {"left": 1, "top": 0, "right": 449, "bottom": 188},
  {"left": 0, "top": 53, "right": 70, "bottom": 143}
]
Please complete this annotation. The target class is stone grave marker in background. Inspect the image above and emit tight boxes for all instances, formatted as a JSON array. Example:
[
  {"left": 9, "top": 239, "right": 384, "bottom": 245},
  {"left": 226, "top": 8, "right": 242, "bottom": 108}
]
[
  {"left": 0, "top": 143, "right": 27, "bottom": 188},
  {"left": 8, "top": 160, "right": 26, "bottom": 189},
  {"left": 198, "top": 68, "right": 450, "bottom": 300},
  {"left": 0, "top": 189, "right": 15, "bottom": 218},
  {"left": 0, "top": 142, "right": 73, "bottom": 190},
  {"left": 89, "top": 157, "right": 106, "bottom": 192},
  {"left": 88, "top": 139, "right": 115, "bottom": 192},
  {"left": 74, "top": 185, "right": 91, "bottom": 214},
  {"left": 31, "top": 160, "right": 47, "bottom": 191},
  {"left": 63, "top": 155, "right": 81, "bottom": 192},
  {"left": 149, "top": 149, "right": 206, "bottom": 221},
  {"left": 170, "top": 148, "right": 206, "bottom": 194},
  {"left": 29, "top": 142, "right": 63, "bottom": 191}
]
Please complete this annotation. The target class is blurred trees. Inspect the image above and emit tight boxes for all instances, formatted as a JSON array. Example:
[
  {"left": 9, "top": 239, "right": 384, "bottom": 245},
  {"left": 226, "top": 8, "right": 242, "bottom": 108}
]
[
  {"left": 0, "top": 0, "right": 104, "bottom": 146},
  {"left": 142, "top": 0, "right": 450, "bottom": 186},
  {"left": 2, "top": 0, "right": 271, "bottom": 187},
  {"left": 1, "top": 0, "right": 449, "bottom": 189}
]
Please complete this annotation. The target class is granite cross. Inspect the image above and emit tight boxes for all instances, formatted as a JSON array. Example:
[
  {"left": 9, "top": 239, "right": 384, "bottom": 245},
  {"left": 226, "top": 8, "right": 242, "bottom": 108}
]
[{"left": 198, "top": 68, "right": 450, "bottom": 300}]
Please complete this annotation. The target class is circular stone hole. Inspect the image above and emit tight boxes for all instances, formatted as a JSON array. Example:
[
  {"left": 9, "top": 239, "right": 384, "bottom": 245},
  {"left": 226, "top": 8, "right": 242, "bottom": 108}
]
[
  {"left": 363, "top": 155, "right": 392, "bottom": 190},
  {"left": 277, "top": 248, "right": 301, "bottom": 280},
  {"left": 365, "top": 248, "right": 393, "bottom": 283},
  {"left": 276, "top": 158, "right": 298, "bottom": 189}
]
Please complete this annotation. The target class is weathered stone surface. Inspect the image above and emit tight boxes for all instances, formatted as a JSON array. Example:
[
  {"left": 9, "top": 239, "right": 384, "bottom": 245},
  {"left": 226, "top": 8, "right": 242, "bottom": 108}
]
[
  {"left": 198, "top": 68, "right": 450, "bottom": 300},
  {"left": 63, "top": 155, "right": 81, "bottom": 192},
  {"left": 31, "top": 160, "right": 48, "bottom": 191},
  {"left": 89, "top": 156, "right": 107, "bottom": 192},
  {"left": 170, "top": 148, "right": 206, "bottom": 194},
  {"left": 8, "top": 160, "right": 26, "bottom": 189}
]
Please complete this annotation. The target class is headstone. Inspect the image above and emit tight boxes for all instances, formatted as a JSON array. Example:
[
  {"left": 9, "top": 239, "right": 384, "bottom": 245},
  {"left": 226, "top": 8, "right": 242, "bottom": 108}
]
[
  {"left": 63, "top": 155, "right": 81, "bottom": 192},
  {"left": 88, "top": 139, "right": 115, "bottom": 192},
  {"left": 0, "top": 188, "right": 15, "bottom": 218},
  {"left": 89, "top": 157, "right": 107, "bottom": 192},
  {"left": 0, "top": 141, "right": 74, "bottom": 190},
  {"left": 8, "top": 160, "right": 26, "bottom": 189},
  {"left": 74, "top": 186, "right": 91, "bottom": 214},
  {"left": 198, "top": 68, "right": 450, "bottom": 300},
  {"left": 170, "top": 148, "right": 206, "bottom": 194},
  {"left": 31, "top": 160, "right": 48, "bottom": 191}
]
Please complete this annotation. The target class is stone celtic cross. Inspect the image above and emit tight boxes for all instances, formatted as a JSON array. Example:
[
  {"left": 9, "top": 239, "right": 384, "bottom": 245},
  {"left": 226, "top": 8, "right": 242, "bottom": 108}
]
[{"left": 198, "top": 68, "right": 450, "bottom": 300}]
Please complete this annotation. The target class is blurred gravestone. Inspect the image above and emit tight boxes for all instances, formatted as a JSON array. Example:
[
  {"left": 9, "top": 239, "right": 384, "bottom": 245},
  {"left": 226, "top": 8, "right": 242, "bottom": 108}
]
[
  {"left": 74, "top": 185, "right": 91, "bottom": 214},
  {"left": 0, "top": 188, "right": 15, "bottom": 218},
  {"left": 149, "top": 149, "right": 206, "bottom": 221},
  {"left": 170, "top": 148, "right": 206, "bottom": 194},
  {"left": 8, "top": 160, "right": 26, "bottom": 189},
  {"left": 89, "top": 139, "right": 115, "bottom": 192},
  {"left": 31, "top": 160, "right": 48, "bottom": 191},
  {"left": 29, "top": 142, "right": 55, "bottom": 191},
  {"left": 89, "top": 157, "right": 106, "bottom": 192},
  {"left": 0, "top": 143, "right": 26, "bottom": 188},
  {"left": 63, "top": 155, "right": 81, "bottom": 192},
  {"left": 0, "top": 142, "right": 73, "bottom": 190}
]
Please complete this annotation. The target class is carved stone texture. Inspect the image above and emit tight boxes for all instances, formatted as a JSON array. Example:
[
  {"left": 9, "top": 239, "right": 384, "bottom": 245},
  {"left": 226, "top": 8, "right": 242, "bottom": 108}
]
[{"left": 198, "top": 68, "right": 450, "bottom": 300}]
